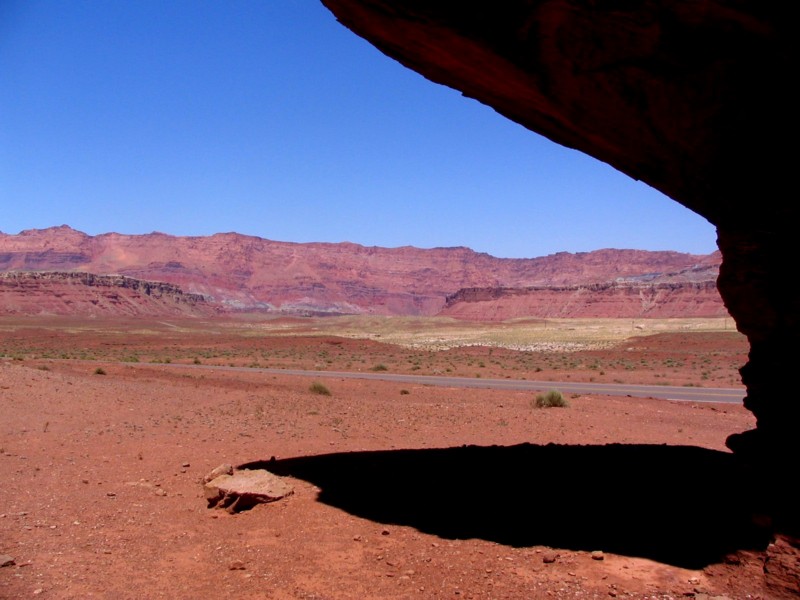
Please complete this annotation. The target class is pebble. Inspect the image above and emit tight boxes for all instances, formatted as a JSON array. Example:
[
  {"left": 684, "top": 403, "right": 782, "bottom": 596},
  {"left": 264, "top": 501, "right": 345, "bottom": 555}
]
[
  {"left": 542, "top": 552, "right": 558, "bottom": 564},
  {"left": 154, "top": 488, "right": 167, "bottom": 497},
  {"left": 591, "top": 550, "right": 605, "bottom": 561},
  {"left": 381, "top": 528, "right": 390, "bottom": 536},
  {"left": 228, "top": 560, "right": 246, "bottom": 570}
]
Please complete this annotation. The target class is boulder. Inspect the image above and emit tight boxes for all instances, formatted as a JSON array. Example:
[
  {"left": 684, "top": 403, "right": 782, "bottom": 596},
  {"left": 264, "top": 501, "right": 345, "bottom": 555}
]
[{"left": 204, "top": 469, "right": 293, "bottom": 513}]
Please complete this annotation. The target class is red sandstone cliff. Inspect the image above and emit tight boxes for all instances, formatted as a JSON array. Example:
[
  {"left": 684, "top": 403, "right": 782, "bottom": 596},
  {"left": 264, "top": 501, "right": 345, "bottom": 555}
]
[
  {"left": 0, "top": 226, "right": 723, "bottom": 318},
  {"left": 0, "top": 271, "right": 214, "bottom": 317}
]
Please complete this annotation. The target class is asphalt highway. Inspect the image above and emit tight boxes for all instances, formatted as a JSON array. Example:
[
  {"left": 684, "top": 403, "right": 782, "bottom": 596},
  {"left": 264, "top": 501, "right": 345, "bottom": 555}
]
[{"left": 151, "top": 363, "right": 745, "bottom": 404}]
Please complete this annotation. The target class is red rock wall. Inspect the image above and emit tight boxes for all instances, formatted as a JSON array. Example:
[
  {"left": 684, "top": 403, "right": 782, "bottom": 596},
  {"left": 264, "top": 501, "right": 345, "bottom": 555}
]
[{"left": 440, "top": 281, "right": 728, "bottom": 320}]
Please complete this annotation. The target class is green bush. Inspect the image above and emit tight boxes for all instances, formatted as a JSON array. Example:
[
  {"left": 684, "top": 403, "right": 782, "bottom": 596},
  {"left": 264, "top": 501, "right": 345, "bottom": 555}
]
[
  {"left": 94, "top": 367, "right": 107, "bottom": 376},
  {"left": 533, "top": 389, "right": 568, "bottom": 408},
  {"left": 370, "top": 364, "right": 388, "bottom": 372},
  {"left": 309, "top": 382, "right": 331, "bottom": 396}
]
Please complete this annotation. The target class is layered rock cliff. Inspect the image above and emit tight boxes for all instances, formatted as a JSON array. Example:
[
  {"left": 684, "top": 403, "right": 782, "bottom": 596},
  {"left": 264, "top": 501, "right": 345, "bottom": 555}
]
[
  {"left": 0, "top": 226, "right": 720, "bottom": 317},
  {"left": 442, "top": 281, "right": 725, "bottom": 321},
  {"left": 0, "top": 271, "right": 213, "bottom": 317}
]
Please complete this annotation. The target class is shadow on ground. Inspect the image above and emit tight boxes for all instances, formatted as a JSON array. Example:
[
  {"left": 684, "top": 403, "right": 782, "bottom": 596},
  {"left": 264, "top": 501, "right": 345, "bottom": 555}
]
[{"left": 241, "top": 443, "right": 770, "bottom": 569}]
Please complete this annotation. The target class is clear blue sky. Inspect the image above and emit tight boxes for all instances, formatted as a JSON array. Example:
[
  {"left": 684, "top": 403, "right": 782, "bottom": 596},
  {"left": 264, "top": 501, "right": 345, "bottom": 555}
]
[{"left": 0, "top": 1, "right": 717, "bottom": 259}]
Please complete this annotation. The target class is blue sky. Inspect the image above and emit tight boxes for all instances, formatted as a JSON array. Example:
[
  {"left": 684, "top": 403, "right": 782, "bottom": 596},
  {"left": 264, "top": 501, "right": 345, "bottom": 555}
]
[{"left": 0, "top": 1, "right": 717, "bottom": 259}]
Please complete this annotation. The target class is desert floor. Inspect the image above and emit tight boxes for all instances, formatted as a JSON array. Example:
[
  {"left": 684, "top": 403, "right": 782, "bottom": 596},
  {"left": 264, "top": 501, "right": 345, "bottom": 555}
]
[{"left": 0, "top": 317, "right": 793, "bottom": 599}]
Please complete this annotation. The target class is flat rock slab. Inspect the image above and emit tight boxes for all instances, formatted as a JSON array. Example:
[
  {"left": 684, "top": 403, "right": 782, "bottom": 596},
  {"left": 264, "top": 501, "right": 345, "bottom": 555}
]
[{"left": 204, "top": 469, "right": 293, "bottom": 513}]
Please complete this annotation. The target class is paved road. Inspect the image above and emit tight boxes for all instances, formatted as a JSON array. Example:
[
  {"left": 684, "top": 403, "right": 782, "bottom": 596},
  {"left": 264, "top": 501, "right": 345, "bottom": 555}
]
[{"left": 147, "top": 363, "right": 745, "bottom": 404}]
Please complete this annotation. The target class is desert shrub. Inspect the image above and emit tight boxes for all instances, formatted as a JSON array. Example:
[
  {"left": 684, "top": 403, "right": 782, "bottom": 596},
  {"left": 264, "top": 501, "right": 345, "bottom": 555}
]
[
  {"left": 533, "top": 389, "right": 568, "bottom": 408},
  {"left": 193, "top": 357, "right": 202, "bottom": 365},
  {"left": 370, "top": 364, "right": 388, "bottom": 372},
  {"left": 309, "top": 382, "right": 331, "bottom": 396},
  {"left": 399, "top": 389, "right": 410, "bottom": 395},
  {"left": 94, "top": 367, "right": 107, "bottom": 376}
]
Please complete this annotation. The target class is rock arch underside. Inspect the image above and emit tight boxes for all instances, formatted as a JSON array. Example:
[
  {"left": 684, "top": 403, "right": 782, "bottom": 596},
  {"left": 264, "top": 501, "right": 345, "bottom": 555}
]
[{"left": 319, "top": 1, "right": 797, "bottom": 535}]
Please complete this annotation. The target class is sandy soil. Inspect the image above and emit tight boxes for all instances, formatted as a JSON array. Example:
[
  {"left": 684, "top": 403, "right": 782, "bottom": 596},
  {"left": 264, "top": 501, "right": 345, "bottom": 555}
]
[{"left": 0, "top": 322, "right": 792, "bottom": 599}]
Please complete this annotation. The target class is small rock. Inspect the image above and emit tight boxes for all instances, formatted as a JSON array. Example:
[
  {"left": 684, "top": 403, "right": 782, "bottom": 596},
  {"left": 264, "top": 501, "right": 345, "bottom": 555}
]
[
  {"left": 723, "top": 553, "right": 741, "bottom": 565},
  {"left": 542, "top": 552, "right": 558, "bottom": 564},
  {"left": 381, "top": 528, "right": 390, "bottom": 536},
  {"left": 0, "top": 555, "right": 15, "bottom": 567},
  {"left": 353, "top": 535, "right": 362, "bottom": 541},
  {"left": 33, "top": 589, "right": 44, "bottom": 595},
  {"left": 154, "top": 488, "right": 167, "bottom": 497},
  {"left": 182, "top": 462, "right": 190, "bottom": 468},
  {"left": 591, "top": 550, "right": 605, "bottom": 561},
  {"left": 203, "top": 463, "right": 233, "bottom": 484},
  {"left": 228, "top": 560, "right": 246, "bottom": 570},
  {"left": 106, "top": 492, "right": 116, "bottom": 497}
]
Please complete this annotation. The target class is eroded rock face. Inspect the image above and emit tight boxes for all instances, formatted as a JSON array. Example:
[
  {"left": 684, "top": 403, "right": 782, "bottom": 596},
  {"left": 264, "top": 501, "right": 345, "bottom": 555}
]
[
  {"left": 318, "top": 1, "right": 797, "bottom": 486},
  {"left": 0, "top": 227, "right": 717, "bottom": 317},
  {"left": 0, "top": 271, "right": 214, "bottom": 317}
]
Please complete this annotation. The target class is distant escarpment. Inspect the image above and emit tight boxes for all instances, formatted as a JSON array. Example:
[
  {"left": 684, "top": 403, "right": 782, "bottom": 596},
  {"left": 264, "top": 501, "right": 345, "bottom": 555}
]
[
  {"left": 442, "top": 263, "right": 726, "bottom": 320},
  {"left": 442, "top": 281, "right": 726, "bottom": 321},
  {"left": 0, "top": 226, "right": 724, "bottom": 318},
  {"left": 0, "top": 271, "right": 214, "bottom": 317}
]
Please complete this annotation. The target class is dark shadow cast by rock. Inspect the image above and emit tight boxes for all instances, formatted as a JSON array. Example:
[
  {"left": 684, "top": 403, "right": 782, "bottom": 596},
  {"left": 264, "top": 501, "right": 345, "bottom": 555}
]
[{"left": 241, "top": 443, "right": 771, "bottom": 569}]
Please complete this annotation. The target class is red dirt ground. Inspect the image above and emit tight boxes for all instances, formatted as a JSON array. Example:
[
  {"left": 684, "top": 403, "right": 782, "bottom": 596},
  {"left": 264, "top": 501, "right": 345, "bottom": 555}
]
[{"left": 0, "top": 323, "right": 795, "bottom": 599}]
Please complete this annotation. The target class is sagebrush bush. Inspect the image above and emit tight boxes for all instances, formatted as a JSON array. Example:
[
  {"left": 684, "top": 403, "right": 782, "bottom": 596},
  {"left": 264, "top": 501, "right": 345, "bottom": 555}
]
[
  {"left": 533, "top": 389, "right": 568, "bottom": 408},
  {"left": 370, "top": 364, "right": 388, "bottom": 372},
  {"left": 94, "top": 367, "right": 107, "bottom": 376},
  {"left": 309, "top": 382, "right": 331, "bottom": 396}
]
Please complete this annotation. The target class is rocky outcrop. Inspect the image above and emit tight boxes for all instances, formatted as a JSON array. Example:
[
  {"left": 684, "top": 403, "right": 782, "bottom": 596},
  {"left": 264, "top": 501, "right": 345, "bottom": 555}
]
[
  {"left": 318, "top": 0, "right": 796, "bottom": 528},
  {"left": 442, "top": 281, "right": 726, "bottom": 321},
  {"left": 204, "top": 469, "right": 294, "bottom": 513},
  {"left": 443, "top": 262, "right": 726, "bottom": 320},
  {"left": 0, "top": 227, "right": 719, "bottom": 317},
  {"left": 0, "top": 271, "right": 213, "bottom": 317}
]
